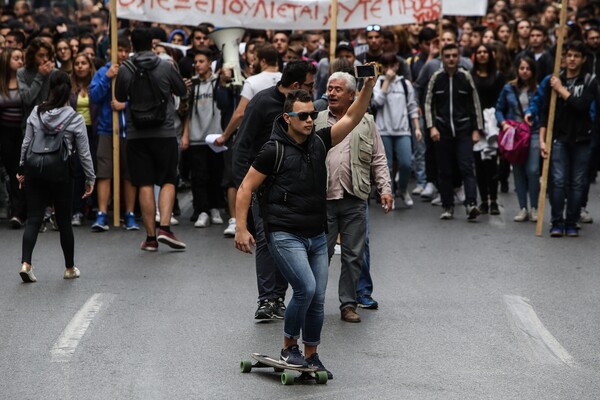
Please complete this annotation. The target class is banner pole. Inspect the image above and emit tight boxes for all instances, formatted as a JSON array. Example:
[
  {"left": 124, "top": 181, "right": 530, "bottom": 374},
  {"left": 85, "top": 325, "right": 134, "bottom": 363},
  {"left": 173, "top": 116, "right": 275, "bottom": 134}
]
[
  {"left": 110, "top": 0, "right": 121, "bottom": 227},
  {"left": 535, "top": 0, "right": 568, "bottom": 237},
  {"left": 329, "top": 0, "right": 338, "bottom": 66}
]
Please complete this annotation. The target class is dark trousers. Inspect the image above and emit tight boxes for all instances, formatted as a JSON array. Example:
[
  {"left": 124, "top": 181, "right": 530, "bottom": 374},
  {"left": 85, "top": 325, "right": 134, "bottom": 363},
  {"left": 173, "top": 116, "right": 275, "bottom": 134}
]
[
  {"left": 189, "top": 145, "right": 223, "bottom": 214},
  {"left": 22, "top": 177, "right": 75, "bottom": 268},
  {"left": 434, "top": 136, "right": 478, "bottom": 208},
  {"left": 474, "top": 152, "right": 498, "bottom": 202},
  {"left": 424, "top": 131, "right": 438, "bottom": 184},
  {"left": 249, "top": 196, "right": 288, "bottom": 301},
  {"left": 0, "top": 125, "right": 26, "bottom": 219},
  {"left": 549, "top": 141, "right": 591, "bottom": 227},
  {"left": 326, "top": 196, "right": 367, "bottom": 310}
]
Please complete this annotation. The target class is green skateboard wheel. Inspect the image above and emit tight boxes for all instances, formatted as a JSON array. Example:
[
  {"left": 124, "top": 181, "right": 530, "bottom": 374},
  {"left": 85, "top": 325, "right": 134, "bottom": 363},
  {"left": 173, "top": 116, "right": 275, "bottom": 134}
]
[
  {"left": 315, "top": 371, "right": 328, "bottom": 384},
  {"left": 240, "top": 360, "right": 252, "bottom": 373},
  {"left": 281, "top": 372, "right": 295, "bottom": 385}
]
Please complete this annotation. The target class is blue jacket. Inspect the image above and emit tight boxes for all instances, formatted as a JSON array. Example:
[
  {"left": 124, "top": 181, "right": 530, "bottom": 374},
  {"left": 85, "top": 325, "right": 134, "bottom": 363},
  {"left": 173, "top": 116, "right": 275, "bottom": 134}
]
[
  {"left": 495, "top": 82, "right": 539, "bottom": 132},
  {"left": 89, "top": 62, "right": 126, "bottom": 137}
]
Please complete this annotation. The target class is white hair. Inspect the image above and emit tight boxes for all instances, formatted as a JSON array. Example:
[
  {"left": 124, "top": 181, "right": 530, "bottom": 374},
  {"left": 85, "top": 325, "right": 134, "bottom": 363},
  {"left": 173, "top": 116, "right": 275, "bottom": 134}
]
[{"left": 327, "top": 71, "right": 356, "bottom": 93}]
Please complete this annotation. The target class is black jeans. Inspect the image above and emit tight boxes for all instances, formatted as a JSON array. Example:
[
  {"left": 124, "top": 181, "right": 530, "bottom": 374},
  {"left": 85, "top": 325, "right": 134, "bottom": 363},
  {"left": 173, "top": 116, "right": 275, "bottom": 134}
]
[
  {"left": 434, "top": 136, "right": 478, "bottom": 208},
  {"left": 188, "top": 145, "right": 224, "bottom": 214},
  {"left": 22, "top": 177, "right": 75, "bottom": 268},
  {"left": 0, "top": 125, "right": 26, "bottom": 219},
  {"left": 473, "top": 151, "right": 498, "bottom": 202}
]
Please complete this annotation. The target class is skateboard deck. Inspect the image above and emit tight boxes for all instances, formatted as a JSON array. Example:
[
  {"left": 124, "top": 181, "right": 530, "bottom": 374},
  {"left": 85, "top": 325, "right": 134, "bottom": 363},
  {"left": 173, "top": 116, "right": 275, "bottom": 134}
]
[{"left": 240, "top": 353, "right": 328, "bottom": 385}]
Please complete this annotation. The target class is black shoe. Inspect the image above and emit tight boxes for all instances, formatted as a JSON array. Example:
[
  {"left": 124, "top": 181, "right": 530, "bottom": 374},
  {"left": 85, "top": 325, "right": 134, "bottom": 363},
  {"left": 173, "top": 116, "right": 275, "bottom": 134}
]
[
  {"left": 280, "top": 344, "right": 308, "bottom": 367},
  {"left": 489, "top": 202, "right": 500, "bottom": 215},
  {"left": 271, "top": 298, "right": 286, "bottom": 319},
  {"left": 189, "top": 212, "right": 199, "bottom": 222},
  {"left": 466, "top": 204, "right": 481, "bottom": 221},
  {"left": 305, "top": 353, "right": 333, "bottom": 379},
  {"left": 254, "top": 299, "right": 274, "bottom": 320},
  {"left": 479, "top": 202, "right": 489, "bottom": 215}
]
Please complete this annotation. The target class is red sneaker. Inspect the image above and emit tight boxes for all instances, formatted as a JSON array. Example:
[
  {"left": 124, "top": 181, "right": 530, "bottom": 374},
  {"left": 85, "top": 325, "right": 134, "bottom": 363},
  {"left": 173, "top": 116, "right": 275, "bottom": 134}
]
[
  {"left": 157, "top": 229, "right": 186, "bottom": 250},
  {"left": 140, "top": 239, "right": 159, "bottom": 252}
]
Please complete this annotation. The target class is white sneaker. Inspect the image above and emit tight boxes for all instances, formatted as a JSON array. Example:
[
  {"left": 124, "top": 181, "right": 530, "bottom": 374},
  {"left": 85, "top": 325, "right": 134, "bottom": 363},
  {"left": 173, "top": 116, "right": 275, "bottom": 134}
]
[
  {"left": 400, "top": 191, "right": 414, "bottom": 207},
  {"left": 412, "top": 185, "right": 425, "bottom": 195},
  {"left": 454, "top": 186, "right": 465, "bottom": 204},
  {"left": 420, "top": 182, "right": 437, "bottom": 199},
  {"left": 224, "top": 218, "right": 236, "bottom": 237},
  {"left": 514, "top": 208, "right": 529, "bottom": 222},
  {"left": 580, "top": 208, "right": 593, "bottom": 223},
  {"left": 71, "top": 212, "right": 83, "bottom": 226},
  {"left": 529, "top": 208, "right": 538, "bottom": 222},
  {"left": 431, "top": 194, "right": 442, "bottom": 206},
  {"left": 64, "top": 267, "right": 80, "bottom": 279},
  {"left": 334, "top": 244, "right": 341, "bottom": 255},
  {"left": 210, "top": 208, "right": 224, "bottom": 224},
  {"left": 19, "top": 263, "right": 37, "bottom": 283},
  {"left": 156, "top": 212, "right": 179, "bottom": 225},
  {"left": 194, "top": 212, "right": 210, "bottom": 228}
]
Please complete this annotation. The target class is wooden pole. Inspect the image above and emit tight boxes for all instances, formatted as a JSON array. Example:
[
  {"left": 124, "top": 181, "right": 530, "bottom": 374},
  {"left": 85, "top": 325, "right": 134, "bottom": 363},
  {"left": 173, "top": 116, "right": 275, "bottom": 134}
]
[
  {"left": 329, "top": 0, "right": 338, "bottom": 66},
  {"left": 110, "top": 0, "right": 121, "bottom": 227},
  {"left": 536, "top": 0, "right": 568, "bottom": 237}
]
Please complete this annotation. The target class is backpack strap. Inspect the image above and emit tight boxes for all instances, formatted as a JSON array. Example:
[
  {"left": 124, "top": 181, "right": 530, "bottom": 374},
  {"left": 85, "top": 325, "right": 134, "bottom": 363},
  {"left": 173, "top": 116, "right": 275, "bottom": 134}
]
[{"left": 58, "top": 112, "right": 79, "bottom": 135}]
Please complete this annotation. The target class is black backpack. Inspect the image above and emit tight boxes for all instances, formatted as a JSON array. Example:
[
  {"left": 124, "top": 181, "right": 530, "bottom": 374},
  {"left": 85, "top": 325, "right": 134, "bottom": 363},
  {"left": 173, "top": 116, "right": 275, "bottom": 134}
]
[
  {"left": 25, "top": 112, "right": 78, "bottom": 182},
  {"left": 122, "top": 59, "right": 166, "bottom": 129}
]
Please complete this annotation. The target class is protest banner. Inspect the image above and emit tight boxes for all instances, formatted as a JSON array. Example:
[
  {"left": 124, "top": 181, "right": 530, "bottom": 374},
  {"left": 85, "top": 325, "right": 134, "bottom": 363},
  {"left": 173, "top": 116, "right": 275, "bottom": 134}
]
[{"left": 117, "top": 0, "right": 487, "bottom": 29}]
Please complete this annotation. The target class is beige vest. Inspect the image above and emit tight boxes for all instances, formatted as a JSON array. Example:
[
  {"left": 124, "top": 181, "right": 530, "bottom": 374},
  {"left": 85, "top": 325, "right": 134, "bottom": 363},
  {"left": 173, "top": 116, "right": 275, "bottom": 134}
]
[{"left": 315, "top": 111, "right": 374, "bottom": 201}]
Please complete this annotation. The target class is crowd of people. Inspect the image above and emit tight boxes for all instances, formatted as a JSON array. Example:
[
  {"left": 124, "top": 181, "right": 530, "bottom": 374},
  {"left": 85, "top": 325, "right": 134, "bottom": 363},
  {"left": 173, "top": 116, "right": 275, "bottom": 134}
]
[{"left": 2, "top": 0, "right": 600, "bottom": 379}]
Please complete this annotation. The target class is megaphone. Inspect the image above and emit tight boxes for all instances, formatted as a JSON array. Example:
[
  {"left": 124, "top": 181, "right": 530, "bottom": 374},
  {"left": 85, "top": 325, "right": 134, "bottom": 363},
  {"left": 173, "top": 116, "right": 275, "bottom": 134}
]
[{"left": 209, "top": 27, "right": 246, "bottom": 89}]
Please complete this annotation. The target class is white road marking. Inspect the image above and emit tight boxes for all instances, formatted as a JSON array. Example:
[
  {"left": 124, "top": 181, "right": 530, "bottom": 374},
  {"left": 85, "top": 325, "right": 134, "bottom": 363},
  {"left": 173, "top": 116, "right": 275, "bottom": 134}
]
[
  {"left": 50, "top": 293, "right": 115, "bottom": 363},
  {"left": 504, "top": 295, "right": 575, "bottom": 366}
]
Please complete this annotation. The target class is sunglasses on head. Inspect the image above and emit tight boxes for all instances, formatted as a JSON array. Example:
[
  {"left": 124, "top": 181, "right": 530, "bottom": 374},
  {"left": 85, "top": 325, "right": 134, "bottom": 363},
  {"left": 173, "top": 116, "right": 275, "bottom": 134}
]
[
  {"left": 287, "top": 111, "right": 318, "bottom": 121},
  {"left": 366, "top": 25, "right": 381, "bottom": 32}
]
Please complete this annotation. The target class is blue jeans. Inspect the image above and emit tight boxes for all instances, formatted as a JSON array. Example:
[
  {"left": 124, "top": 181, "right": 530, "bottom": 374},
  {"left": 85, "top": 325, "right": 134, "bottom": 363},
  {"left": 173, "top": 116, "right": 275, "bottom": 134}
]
[
  {"left": 512, "top": 133, "right": 540, "bottom": 210},
  {"left": 357, "top": 204, "right": 372, "bottom": 297},
  {"left": 268, "top": 232, "right": 329, "bottom": 346},
  {"left": 549, "top": 140, "right": 592, "bottom": 227},
  {"left": 381, "top": 135, "right": 412, "bottom": 194}
]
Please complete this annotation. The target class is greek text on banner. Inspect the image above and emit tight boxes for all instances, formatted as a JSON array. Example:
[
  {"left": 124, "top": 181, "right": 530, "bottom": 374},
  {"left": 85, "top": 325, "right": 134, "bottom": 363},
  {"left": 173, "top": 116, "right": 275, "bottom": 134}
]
[{"left": 117, "top": 0, "right": 487, "bottom": 30}]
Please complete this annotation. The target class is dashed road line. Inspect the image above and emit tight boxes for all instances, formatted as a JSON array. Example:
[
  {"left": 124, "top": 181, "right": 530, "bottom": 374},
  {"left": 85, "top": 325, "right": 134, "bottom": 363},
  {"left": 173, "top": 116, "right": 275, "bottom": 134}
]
[
  {"left": 50, "top": 293, "right": 115, "bottom": 363},
  {"left": 504, "top": 294, "right": 575, "bottom": 366}
]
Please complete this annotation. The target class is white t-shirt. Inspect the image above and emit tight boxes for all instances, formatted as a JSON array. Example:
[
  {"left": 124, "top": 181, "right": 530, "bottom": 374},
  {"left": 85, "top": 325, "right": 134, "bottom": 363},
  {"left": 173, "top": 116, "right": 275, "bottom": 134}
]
[{"left": 240, "top": 71, "right": 282, "bottom": 101}]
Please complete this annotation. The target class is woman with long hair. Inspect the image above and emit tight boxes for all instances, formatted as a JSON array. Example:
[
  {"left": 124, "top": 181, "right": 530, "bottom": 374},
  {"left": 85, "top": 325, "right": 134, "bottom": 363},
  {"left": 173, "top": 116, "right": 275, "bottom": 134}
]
[
  {"left": 69, "top": 53, "right": 99, "bottom": 225},
  {"left": 17, "top": 70, "right": 95, "bottom": 283},
  {"left": 55, "top": 37, "right": 73, "bottom": 74},
  {"left": 507, "top": 20, "right": 531, "bottom": 59},
  {"left": 0, "top": 47, "right": 27, "bottom": 228},
  {"left": 17, "top": 38, "right": 56, "bottom": 130},
  {"left": 372, "top": 52, "right": 422, "bottom": 207},
  {"left": 495, "top": 57, "right": 540, "bottom": 222},
  {"left": 471, "top": 44, "right": 505, "bottom": 215}
]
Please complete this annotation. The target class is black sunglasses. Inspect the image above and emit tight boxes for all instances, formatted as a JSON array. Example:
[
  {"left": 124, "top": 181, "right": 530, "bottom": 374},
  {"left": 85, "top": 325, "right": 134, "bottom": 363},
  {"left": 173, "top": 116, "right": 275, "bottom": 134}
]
[
  {"left": 288, "top": 111, "right": 318, "bottom": 121},
  {"left": 366, "top": 25, "right": 381, "bottom": 32}
]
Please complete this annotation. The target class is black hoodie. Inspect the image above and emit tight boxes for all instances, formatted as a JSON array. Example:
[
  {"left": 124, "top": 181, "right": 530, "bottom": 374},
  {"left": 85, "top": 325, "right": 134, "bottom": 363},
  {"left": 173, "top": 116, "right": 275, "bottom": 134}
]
[{"left": 252, "top": 115, "right": 332, "bottom": 237}]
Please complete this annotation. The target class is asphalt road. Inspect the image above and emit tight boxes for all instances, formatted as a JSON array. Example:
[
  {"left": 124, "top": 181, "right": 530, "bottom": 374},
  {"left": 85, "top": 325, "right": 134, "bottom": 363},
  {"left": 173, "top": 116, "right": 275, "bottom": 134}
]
[{"left": 1, "top": 183, "right": 600, "bottom": 399}]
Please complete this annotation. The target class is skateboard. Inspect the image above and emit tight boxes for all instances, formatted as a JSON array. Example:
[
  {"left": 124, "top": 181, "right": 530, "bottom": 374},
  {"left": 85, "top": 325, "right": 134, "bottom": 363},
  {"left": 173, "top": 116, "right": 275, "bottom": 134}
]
[{"left": 240, "top": 353, "right": 328, "bottom": 385}]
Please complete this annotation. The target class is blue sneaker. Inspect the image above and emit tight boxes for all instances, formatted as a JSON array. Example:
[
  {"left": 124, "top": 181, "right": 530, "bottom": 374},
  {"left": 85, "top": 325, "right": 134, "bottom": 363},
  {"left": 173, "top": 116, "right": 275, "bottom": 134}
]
[
  {"left": 565, "top": 226, "right": 579, "bottom": 237},
  {"left": 91, "top": 211, "right": 109, "bottom": 232},
  {"left": 280, "top": 344, "right": 308, "bottom": 367},
  {"left": 124, "top": 212, "right": 140, "bottom": 231},
  {"left": 549, "top": 225, "right": 563, "bottom": 237},
  {"left": 357, "top": 294, "right": 379, "bottom": 309}
]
